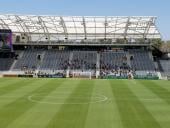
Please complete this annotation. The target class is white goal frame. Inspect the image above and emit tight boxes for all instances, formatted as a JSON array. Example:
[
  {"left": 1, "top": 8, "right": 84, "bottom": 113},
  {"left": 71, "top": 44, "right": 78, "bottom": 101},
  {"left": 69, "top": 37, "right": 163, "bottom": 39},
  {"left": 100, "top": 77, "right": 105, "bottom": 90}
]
[
  {"left": 167, "top": 75, "right": 170, "bottom": 81},
  {"left": 72, "top": 71, "right": 92, "bottom": 79}
]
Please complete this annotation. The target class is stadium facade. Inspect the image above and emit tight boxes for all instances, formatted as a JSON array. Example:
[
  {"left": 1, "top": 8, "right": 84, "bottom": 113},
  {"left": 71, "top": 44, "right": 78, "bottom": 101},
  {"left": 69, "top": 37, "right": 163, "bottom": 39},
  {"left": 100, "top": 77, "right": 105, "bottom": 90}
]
[{"left": 0, "top": 14, "right": 169, "bottom": 79}]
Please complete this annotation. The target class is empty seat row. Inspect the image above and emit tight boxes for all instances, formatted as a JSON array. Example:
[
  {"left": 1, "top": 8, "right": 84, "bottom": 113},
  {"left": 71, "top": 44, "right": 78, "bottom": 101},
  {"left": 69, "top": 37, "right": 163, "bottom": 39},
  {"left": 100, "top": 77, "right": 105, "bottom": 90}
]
[
  {"left": 13, "top": 50, "right": 42, "bottom": 70},
  {"left": 130, "top": 51, "right": 155, "bottom": 71},
  {"left": 0, "top": 58, "right": 14, "bottom": 71},
  {"left": 159, "top": 60, "right": 170, "bottom": 75},
  {"left": 40, "top": 51, "right": 70, "bottom": 70}
]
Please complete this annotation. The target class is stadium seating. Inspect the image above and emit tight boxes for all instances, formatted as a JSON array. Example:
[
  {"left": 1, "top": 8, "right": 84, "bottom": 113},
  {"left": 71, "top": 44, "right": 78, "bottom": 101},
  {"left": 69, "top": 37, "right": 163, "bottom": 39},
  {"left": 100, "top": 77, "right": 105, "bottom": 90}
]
[
  {"left": 70, "top": 51, "right": 97, "bottom": 70},
  {"left": 1, "top": 49, "right": 159, "bottom": 79},
  {"left": 40, "top": 50, "right": 70, "bottom": 70},
  {"left": 129, "top": 50, "right": 155, "bottom": 71},
  {"left": 100, "top": 51, "right": 131, "bottom": 78},
  {"left": 13, "top": 50, "right": 43, "bottom": 70},
  {"left": 100, "top": 51, "right": 128, "bottom": 70},
  {"left": 12, "top": 50, "right": 155, "bottom": 72},
  {"left": 0, "top": 58, "right": 14, "bottom": 71},
  {"left": 158, "top": 60, "right": 170, "bottom": 76}
]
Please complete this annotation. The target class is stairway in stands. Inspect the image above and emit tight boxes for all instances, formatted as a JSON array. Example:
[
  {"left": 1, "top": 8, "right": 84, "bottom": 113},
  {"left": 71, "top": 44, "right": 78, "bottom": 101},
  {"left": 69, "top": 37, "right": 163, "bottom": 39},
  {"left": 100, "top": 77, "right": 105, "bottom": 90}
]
[
  {"left": 10, "top": 51, "right": 24, "bottom": 70},
  {"left": 37, "top": 51, "right": 46, "bottom": 70},
  {"left": 96, "top": 52, "right": 100, "bottom": 78},
  {"left": 66, "top": 51, "right": 73, "bottom": 77},
  {"left": 126, "top": 52, "right": 131, "bottom": 68}
]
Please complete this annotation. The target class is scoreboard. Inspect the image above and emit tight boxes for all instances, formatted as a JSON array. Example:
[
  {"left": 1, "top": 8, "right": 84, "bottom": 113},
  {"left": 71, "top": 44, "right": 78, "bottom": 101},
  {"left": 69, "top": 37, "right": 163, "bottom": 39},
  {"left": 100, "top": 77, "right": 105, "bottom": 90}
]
[{"left": 0, "top": 29, "right": 12, "bottom": 51}]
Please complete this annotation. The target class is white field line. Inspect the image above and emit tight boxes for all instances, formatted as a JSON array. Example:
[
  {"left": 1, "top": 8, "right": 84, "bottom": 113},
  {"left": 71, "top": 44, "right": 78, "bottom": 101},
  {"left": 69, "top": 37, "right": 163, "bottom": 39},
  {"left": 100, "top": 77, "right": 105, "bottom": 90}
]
[{"left": 27, "top": 93, "right": 108, "bottom": 105}]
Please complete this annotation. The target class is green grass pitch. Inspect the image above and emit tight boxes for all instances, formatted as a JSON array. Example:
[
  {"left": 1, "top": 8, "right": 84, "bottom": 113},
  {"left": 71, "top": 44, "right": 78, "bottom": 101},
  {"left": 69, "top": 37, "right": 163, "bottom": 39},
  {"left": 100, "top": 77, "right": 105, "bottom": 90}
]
[{"left": 0, "top": 78, "right": 170, "bottom": 128}]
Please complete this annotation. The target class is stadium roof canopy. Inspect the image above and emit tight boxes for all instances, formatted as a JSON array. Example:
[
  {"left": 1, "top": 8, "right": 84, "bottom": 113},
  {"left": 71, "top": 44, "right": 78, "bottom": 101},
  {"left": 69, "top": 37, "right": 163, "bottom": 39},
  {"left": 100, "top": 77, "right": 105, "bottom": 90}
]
[{"left": 0, "top": 14, "right": 161, "bottom": 41}]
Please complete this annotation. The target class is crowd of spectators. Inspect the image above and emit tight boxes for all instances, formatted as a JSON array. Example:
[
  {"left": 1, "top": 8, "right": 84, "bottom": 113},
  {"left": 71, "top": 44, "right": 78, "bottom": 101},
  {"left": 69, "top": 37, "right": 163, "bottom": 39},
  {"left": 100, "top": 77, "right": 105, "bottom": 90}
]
[
  {"left": 100, "top": 65, "right": 133, "bottom": 78},
  {"left": 70, "top": 58, "right": 96, "bottom": 70}
]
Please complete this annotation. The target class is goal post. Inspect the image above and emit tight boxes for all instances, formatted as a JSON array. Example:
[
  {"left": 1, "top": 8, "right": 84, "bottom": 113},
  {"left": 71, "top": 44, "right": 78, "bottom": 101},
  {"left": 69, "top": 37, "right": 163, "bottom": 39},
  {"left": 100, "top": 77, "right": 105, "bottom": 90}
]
[{"left": 72, "top": 71, "right": 92, "bottom": 79}]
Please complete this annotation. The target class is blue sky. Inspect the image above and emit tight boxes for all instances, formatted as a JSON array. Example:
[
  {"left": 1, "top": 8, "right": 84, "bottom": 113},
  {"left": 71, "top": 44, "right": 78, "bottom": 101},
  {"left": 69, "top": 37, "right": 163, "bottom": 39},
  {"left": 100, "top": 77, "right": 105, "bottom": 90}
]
[{"left": 0, "top": 0, "right": 169, "bottom": 40}]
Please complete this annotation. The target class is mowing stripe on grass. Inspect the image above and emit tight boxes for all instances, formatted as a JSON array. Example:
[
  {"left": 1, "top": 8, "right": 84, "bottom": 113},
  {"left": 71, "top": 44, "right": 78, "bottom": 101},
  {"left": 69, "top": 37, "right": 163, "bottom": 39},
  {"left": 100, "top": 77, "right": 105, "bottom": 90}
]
[
  {"left": 128, "top": 80, "right": 170, "bottom": 128},
  {"left": 6, "top": 79, "right": 81, "bottom": 128},
  {"left": 0, "top": 80, "right": 55, "bottom": 111},
  {"left": 0, "top": 79, "right": 65, "bottom": 128},
  {"left": 152, "top": 80, "right": 170, "bottom": 92},
  {"left": 84, "top": 80, "right": 123, "bottom": 128},
  {"left": 0, "top": 78, "right": 21, "bottom": 86},
  {"left": 0, "top": 78, "right": 21, "bottom": 82},
  {"left": 139, "top": 80, "right": 170, "bottom": 104},
  {"left": 110, "top": 80, "right": 161, "bottom": 128},
  {"left": 0, "top": 79, "right": 37, "bottom": 96},
  {"left": 46, "top": 79, "right": 94, "bottom": 128},
  {"left": 0, "top": 78, "right": 29, "bottom": 89},
  {"left": 0, "top": 78, "right": 9, "bottom": 83}
]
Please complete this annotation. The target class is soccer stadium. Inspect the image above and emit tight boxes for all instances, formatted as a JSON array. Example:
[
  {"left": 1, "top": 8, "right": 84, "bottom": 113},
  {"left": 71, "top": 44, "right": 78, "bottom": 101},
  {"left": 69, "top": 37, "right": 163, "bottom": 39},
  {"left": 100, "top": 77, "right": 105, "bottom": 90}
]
[{"left": 0, "top": 1, "right": 170, "bottom": 128}]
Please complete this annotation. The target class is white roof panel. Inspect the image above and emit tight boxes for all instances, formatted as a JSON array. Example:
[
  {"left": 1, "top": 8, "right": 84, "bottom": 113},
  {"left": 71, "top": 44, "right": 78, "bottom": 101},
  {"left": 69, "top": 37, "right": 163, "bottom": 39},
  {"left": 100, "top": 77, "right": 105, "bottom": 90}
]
[{"left": 0, "top": 14, "right": 161, "bottom": 41}]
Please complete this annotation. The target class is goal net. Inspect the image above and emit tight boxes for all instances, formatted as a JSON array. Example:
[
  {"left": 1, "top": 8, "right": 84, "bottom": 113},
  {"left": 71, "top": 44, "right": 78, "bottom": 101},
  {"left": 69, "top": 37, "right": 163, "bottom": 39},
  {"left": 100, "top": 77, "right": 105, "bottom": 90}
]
[{"left": 72, "top": 71, "right": 92, "bottom": 79}]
